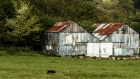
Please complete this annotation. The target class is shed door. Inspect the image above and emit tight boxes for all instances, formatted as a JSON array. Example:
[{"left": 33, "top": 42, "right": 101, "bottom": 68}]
[
  {"left": 87, "top": 43, "right": 100, "bottom": 57},
  {"left": 100, "top": 43, "right": 113, "bottom": 58}
]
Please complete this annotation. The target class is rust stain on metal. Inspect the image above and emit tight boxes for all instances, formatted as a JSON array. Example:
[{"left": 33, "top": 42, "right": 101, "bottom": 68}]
[
  {"left": 46, "top": 22, "right": 72, "bottom": 32},
  {"left": 94, "top": 23, "right": 124, "bottom": 35}
]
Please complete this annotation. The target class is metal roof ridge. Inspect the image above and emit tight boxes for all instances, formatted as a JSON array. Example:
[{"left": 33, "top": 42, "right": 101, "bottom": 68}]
[{"left": 46, "top": 21, "right": 73, "bottom": 32}]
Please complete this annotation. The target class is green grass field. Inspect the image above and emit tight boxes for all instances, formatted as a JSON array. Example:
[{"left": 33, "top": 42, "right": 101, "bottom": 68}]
[
  {"left": 0, "top": 49, "right": 140, "bottom": 79},
  {"left": 0, "top": 56, "right": 140, "bottom": 79}
]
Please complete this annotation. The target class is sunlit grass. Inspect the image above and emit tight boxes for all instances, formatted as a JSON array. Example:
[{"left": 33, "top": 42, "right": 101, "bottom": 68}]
[{"left": 0, "top": 55, "right": 140, "bottom": 79}]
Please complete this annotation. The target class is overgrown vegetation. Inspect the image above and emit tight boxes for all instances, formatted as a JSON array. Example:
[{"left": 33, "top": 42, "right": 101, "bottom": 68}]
[
  {"left": 0, "top": 0, "right": 140, "bottom": 51},
  {"left": 0, "top": 48, "right": 42, "bottom": 56}
]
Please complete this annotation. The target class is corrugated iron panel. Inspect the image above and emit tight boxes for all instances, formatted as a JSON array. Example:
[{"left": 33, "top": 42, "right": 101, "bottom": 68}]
[
  {"left": 93, "top": 33, "right": 107, "bottom": 40},
  {"left": 87, "top": 43, "right": 100, "bottom": 57},
  {"left": 46, "top": 21, "right": 87, "bottom": 33},
  {"left": 100, "top": 43, "right": 113, "bottom": 58},
  {"left": 45, "top": 33, "right": 99, "bottom": 55},
  {"left": 93, "top": 23, "right": 124, "bottom": 40},
  {"left": 58, "top": 46, "right": 87, "bottom": 55},
  {"left": 57, "top": 33, "right": 98, "bottom": 55},
  {"left": 93, "top": 23, "right": 137, "bottom": 41},
  {"left": 103, "top": 34, "right": 139, "bottom": 56},
  {"left": 94, "top": 23, "right": 124, "bottom": 35},
  {"left": 103, "top": 34, "right": 139, "bottom": 48},
  {"left": 45, "top": 33, "right": 59, "bottom": 45},
  {"left": 46, "top": 22, "right": 72, "bottom": 32},
  {"left": 45, "top": 22, "right": 139, "bottom": 56},
  {"left": 59, "top": 33, "right": 98, "bottom": 46},
  {"left": 114, "top": 48, "right": 139, "bottom": 56}
]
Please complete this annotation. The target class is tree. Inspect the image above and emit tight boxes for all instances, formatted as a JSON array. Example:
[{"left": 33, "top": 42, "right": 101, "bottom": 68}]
[
  {"left": 93, "top": 0, "right": 134, "bottom": 23},
  {"left": 133, "top": 0, "right": 140, "bottom": 9},
  {"left": 4, "top": 0, "right": 41, "bottom": 47},
  {"left": 131, "top": 0, "right": 140, "bottom": 34},
  {"left": 129, "top": 11, "right": 140, "bottom": 34},
  {"left": 24, "top": 0, "right": 97, "bottom": 32},
  {"left": 118, "top": 0, "right": 134, "bottom": 23},
  {"left": 0, "top": 4, "right": 6, "bottom": 39},
  {"left": 94, "top": 0, "right": 120, "bottom": 23},
  {"left": 0, "top": 0, "right": 16, "bottom": 45}
]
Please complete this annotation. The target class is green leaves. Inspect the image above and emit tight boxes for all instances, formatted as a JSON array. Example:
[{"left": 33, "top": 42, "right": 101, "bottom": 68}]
[
  {"left": 94, "top": 0, "right": 134, "bottom": 23},
  {"left": 78, "top": 20, "right": 96, "bottom": 33},
  {"left": 5, "top": 0, "right": 41, "bottom": 41},
  {"left": 1, "top": 0, "right": 140, "bottom": 49},
  {"left": 129, "top": 10, "right": 140, "bottom": 33}
]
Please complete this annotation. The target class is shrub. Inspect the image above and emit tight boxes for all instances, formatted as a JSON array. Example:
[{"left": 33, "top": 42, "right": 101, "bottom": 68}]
[{"left": 92, "top": 56, "right": 97, "bottom": 59}]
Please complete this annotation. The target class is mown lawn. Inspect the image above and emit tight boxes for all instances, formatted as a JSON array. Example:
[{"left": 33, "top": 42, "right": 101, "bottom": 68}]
[{"left": 0, "top": 56, "right": 140, "bottom": 79}]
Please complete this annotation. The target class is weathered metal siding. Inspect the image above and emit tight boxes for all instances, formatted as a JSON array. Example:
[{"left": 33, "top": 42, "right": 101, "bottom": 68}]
[
  {"left": 58, "top": 33, "right": 98, "bottom": 55},
  {"left": 45, "top": 21, "right": 99, "bottom": 55},
  {"left": 59, "top": 33, "right": 98, "bottom": 45},
  {"left": 93, "top": 23, "right": 137, "bottom": 41},
  {"left": 113, "top": 24, "right": 137, "bottom": 34},
  {"left": 46, "top": 22, "right": 72, "bottom": 32},
  {"left": 60, "top": 22, "right": 87, "bottom": 33},
  {"left": 103, "top": 34, "right": 139, "bottom": 56},
  {"left": 45, "top": 32, "right": 99, "bottom": 55},
  {"left": 45, "top": 33, "right": 59, "bottom": 45},
  {"left": 45, "top": 33, "right": 59, "bottom": 54},
  {"left": 93, "top": 23, "right": 139, "bottom": 56}
]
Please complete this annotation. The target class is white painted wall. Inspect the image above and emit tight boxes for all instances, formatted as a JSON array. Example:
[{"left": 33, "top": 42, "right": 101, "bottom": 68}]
[
  {"left": 87, "top": 43, "right": 100, "bottom": 57},
  {"left": 87, "top": 43, "right": 113, "bottom": 58},
  {"left": 100, "top": 43, "right": 113, "bottom": 58}
]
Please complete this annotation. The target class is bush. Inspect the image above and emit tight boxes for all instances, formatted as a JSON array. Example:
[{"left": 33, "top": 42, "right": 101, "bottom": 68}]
[
  {"left": 77, "top": 54, "right": 85, "bottom": 56},
  {"left": 0, "top": 48, "right": 43, "bottom": 56},
  {"left": 92, "top": 56, "right": 97, "bottom": 59}
]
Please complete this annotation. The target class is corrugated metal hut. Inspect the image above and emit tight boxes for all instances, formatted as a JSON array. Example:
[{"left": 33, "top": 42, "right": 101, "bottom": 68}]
[
  {"left": 45, "top": 21, "right": 99, "bottom": 56},
  {"left": 93, "top": 23, "right": 139, "bottom": 57}
]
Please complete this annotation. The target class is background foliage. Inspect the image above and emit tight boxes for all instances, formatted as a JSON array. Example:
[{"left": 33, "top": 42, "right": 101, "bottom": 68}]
[{"left": 0, "top": 0, "right": 140, "bottom": 51}]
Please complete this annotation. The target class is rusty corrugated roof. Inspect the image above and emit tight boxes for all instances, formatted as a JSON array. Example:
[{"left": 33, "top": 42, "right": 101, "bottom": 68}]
[
  {"left": 93, "top": 23, "right": 124, "bottom": 40},
  {"left": 94, "top": 23, "right": 124, "bottom": 35},
  {"left": 46, "top": 21, "right": 72, "bottom": 32}
]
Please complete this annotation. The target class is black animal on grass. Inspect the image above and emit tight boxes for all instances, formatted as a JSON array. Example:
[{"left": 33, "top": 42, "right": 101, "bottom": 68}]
[{"left": 46, "top": 70, "right": 56, "bottom": 74}]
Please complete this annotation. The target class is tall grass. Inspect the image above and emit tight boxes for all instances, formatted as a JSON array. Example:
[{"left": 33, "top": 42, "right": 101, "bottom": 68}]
[{"left": 0, "top": 55, "right": 140, "bottom": 79}]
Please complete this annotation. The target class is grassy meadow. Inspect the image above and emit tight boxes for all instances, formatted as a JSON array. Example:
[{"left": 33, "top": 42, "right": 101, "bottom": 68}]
[{"left": 0, "top": 49, "right": 140, "bottom": 79}]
